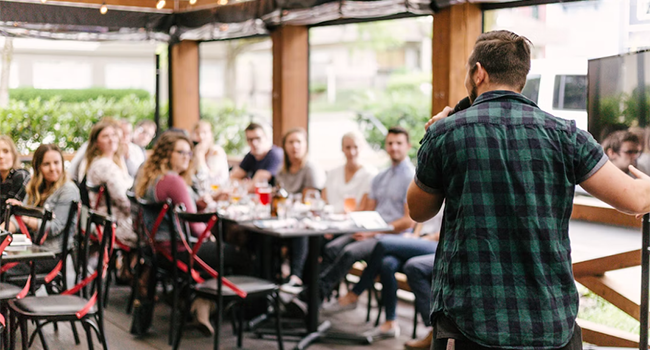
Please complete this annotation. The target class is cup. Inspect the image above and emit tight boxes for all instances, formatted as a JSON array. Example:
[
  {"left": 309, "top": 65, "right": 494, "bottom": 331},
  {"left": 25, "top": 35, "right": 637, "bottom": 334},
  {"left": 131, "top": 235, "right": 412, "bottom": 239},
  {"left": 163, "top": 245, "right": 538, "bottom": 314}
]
[{"left": 343, "top": 196, "right": 357, "bottom": 213}]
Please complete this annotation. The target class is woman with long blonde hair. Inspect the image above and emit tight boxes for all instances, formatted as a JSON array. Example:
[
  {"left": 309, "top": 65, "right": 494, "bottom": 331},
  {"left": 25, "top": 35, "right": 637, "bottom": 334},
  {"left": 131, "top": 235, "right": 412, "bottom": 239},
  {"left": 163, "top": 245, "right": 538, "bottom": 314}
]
[
  {"left": 6, "top": 144, "right": 80, "bottom": 275},
  {"left": 0, "top": 135, "right": 30, "bottom": 223}
]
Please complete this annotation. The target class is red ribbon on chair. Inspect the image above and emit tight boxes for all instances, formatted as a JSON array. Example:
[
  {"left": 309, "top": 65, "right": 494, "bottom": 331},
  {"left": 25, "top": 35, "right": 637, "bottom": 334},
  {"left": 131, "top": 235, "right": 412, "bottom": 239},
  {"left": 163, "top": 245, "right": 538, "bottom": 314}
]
[
  {"left": 16, "top": 275, "right": 31, "bottom": 299},
  {"left": 13, "top": 216, "right": 32, "bottom": 240}
]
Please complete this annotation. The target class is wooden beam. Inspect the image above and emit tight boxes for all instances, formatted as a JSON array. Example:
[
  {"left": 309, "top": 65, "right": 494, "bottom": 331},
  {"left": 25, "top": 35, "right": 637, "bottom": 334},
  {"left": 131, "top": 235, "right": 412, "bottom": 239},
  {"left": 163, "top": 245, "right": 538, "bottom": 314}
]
[
  {"left": 271, "top": 26, "right": 309, "bottom": 147},
  {"left": 170, "top": 41, "right": 200, "bottom": 131},
  {"left": 576, "top": 275, "right": 640, "bottom": 320},
  {"left": 577, "top": 318, "right": 639, "bottom": 347},
  {"left": 573, "top": 249, "right": 641, "bottom": 278},
  {"left": 431, "top": 3, "right": 482, "bottom": 114}
]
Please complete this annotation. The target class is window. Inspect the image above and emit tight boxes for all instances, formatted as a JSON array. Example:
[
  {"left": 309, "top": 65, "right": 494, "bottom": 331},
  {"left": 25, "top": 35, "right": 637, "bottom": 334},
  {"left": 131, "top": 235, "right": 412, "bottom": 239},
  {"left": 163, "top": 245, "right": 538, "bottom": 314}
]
[
  {"left": 553, "top": 75, "right": 587, "bottom": 110},
  {"left": 521, "top": 75, "right": 541, "bottom": 104}
]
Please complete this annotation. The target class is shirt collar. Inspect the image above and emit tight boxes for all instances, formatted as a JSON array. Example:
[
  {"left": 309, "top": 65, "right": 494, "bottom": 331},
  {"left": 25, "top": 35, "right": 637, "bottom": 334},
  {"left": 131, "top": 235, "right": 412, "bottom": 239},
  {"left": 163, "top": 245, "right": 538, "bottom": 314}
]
[
  {"left": 472, "top": 90, "right": 538, "bottom": 108},
  {"left": 391, "top": 158, "right": 412, "bottom": 171}
]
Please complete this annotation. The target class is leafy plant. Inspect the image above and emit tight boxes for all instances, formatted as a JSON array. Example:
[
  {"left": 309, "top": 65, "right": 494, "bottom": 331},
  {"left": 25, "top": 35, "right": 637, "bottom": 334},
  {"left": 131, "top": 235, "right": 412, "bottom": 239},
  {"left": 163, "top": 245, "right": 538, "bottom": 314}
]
[
  {"left": 354, "top": 73, "right": 431, "bottom": 160},
  {"left": 9, "top": 87, "right": 150, "bottom": 103},
  {"left": 200, "top": 99, "right": 251, "bottom": 156}
]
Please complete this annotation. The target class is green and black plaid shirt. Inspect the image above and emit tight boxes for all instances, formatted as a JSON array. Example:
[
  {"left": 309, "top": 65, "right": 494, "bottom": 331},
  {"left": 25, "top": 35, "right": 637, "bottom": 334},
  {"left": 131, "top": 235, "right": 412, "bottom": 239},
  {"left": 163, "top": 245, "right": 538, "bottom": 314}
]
[{"left": 415, "top": 90, "right": 607, "bottom": 349}]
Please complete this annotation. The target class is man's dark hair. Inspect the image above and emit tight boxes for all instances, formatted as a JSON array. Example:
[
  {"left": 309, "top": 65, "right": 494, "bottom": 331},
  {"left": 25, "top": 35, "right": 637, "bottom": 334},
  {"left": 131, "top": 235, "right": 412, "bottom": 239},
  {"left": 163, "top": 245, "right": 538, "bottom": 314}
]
[
  {"left": 602, "top": 130, "right": 640, "bottom": 154},
  {"left": 136, "top": 119, "right": 156, "bottom": 128},
  {"left": 468, "top": 30, "right": 532, "bottom": 91},
  {"left": 245, "top": 122, "right": 265, "bottom": 134},
  {"left": 387, "top": 126, "right": 410, "bottom": 144}
]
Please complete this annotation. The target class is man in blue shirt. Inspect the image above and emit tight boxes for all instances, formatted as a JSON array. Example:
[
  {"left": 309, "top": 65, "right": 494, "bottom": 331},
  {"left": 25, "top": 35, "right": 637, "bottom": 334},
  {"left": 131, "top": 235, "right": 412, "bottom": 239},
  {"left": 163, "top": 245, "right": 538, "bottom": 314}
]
[{"left": 230, "top": 122, "right": 283, "bottom": 192}]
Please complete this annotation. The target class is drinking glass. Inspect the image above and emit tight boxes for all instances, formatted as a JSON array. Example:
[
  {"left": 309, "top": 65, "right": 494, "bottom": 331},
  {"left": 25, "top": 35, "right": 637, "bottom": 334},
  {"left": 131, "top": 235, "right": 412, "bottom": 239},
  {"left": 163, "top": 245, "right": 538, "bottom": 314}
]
[{"left": 343, "top": 196, "right": 357, "bottom": 213}]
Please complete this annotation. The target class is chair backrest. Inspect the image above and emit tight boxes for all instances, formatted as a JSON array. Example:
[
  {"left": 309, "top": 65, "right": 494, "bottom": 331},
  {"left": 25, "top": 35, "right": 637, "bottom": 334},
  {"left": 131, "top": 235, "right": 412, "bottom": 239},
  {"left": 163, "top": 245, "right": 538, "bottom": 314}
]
[
  {"left": 80, "top": 210, "right": 115, "bottom": 302},
  {"left": 58, "top": 201, "right": 80, "bottom": 290},
  {"left": 0, "top": 229, "right": 12, "bottom": 263},
  {"left": 174, "top": 210, "right": 220, "bottom": 277},
  {"left": 86, "top": 184, "right": 112, "bottom": 216},
  {"left": 3, "top": 204, "right": 53, "bottom": 244}
]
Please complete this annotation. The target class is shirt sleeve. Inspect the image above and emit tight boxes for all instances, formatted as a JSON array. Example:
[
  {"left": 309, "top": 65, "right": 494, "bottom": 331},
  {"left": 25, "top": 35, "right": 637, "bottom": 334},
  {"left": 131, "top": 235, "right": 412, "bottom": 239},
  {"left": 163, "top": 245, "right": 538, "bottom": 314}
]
[
  {"left": 43, "top": 183, "right": 80, "bottom": 239},
  {"left": 303, "top": 162, "right": 326, "bottom": 190},
  {"left": 574, "top": 128, "right": 608, "bottom": 184},
  {"left": 368, "top": 175, "right": 379, "bottom": 201},
  {"left": 155, "top": 174, "right": 206, "bottom": 237},
  {"left": 238, "top": 153, "right": 255, "bottom": 173},
  {"left": 266, "top": 147, "right": 284, "bottom": 176},
  {"left": 414, "top": 131, "right": 444, "bottom": 194},
  {"left": 11, "top": 169, "right": 30, "bottom": 202}
]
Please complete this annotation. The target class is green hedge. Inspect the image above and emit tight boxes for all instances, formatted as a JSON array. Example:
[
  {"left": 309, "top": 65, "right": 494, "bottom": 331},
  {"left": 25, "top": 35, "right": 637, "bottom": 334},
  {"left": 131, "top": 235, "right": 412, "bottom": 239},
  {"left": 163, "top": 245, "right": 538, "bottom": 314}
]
[
  {"left": 9, "top": 88, "right": 150, "bottom": 103},
  {"left": 0, "top": 95, "right": 249, "bottom": 156}
]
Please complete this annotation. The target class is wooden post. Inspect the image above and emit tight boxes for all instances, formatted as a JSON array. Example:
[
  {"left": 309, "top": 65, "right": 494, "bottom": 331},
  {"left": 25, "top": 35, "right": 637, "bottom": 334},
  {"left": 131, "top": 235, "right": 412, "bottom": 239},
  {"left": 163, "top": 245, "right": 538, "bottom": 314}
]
[
  {"left": 271, "top": 26, "right": 309, "bottom": 147},
  {"left": 431, "top": 3, "right": 482, "bottom": 114},
  {"left": 170, "top": 40, "right": 200, "bottom": 131}
]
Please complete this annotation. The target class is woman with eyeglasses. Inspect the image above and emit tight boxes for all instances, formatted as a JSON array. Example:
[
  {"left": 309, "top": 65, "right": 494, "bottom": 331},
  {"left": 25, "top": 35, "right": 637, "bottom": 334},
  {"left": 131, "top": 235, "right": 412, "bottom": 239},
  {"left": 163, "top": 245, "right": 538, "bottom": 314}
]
[
  {"left": 0, "top": 135, "right": 30, "bottom": 224},
  {"left": 6, "top": 144, "right": 80, "bottom": 275},
  {"left": 134, "top": 131, "right": 245, "bottom": 336},
  {"left": 83, "top": 119, "right": 136, "bottom": 248}
]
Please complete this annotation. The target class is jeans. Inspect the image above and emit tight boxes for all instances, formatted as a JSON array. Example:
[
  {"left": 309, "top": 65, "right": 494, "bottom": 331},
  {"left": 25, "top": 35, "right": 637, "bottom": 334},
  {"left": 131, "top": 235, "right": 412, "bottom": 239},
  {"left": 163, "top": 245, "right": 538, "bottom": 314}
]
[
  {"left": 403, "top": 254, "right": 435, "bottom": 326},
  {"left": 351, "top": 235, "right": 438, "bottom": 321},
  {"left": 318, "top": 234, "right": 377, "bottom": 299},
  {"left": 290, "top": 237, "right": 308, "bottom": 280}
]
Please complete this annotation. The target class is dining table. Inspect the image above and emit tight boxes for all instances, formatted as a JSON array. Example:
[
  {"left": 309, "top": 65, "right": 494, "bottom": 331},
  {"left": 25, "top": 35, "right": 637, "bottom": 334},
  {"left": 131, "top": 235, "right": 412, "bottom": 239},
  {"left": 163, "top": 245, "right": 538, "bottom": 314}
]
[
  {"left": 3, "top": 245, "right": 57, "bottom": 294},
  {"left": 223, "top": 211, "right": 393, "bottom": 350}
]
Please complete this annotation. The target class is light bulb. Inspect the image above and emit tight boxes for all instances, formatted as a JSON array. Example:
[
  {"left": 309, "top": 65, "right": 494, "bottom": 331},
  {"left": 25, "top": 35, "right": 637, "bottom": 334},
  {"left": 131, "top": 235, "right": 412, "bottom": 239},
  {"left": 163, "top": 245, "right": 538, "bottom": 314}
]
[
  {"left": 100, "top": 3, "right": 108, "bottom": 14},
  {"left": 40, "top": 0, "right": 46, "bottom": 3},
  {"left": 156, "top": 0, "right": 165, "bottom": 9},
  {"left": 189, "top": 0, "right": 197, "bottom": 4},
  {"left": 217, "top": 0, "right": 227, "bottom": 4}
]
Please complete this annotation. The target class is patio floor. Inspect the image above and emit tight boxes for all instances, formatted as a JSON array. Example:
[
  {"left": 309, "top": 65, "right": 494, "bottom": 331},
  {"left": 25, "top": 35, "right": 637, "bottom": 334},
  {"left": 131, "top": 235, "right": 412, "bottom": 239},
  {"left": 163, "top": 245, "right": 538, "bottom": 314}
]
[{"left": 13, "top": 219, "right": 644, "bottom": 350}]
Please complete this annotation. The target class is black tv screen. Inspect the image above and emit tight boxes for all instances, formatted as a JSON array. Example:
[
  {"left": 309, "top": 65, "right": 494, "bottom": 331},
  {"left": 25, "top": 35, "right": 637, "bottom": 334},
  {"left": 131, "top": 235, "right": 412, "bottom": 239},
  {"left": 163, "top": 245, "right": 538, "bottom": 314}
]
[{"left": 588, "top": 49, "right": 650, "bottom": 143}]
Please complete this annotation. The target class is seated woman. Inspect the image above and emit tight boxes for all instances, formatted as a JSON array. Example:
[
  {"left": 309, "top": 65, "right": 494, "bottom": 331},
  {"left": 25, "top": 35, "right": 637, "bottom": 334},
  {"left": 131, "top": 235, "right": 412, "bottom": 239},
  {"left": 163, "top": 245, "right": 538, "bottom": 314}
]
[
  {"left": 6, "top": 144, "right": 80, "bottom": 276},
  {"left": 322, "top": 132, "right": 376, "bottom": 213},
  {"left": 191, "top": 120, "right": 230, "bottom": 194},
  {"left": 0, "top": 135, "right": 30, "bottom": 224},
  {"left": 134, "top": 131, "right": 246, "bottom": 336},
  {"left": 276, "top": 128, "right": 325, "bottom": 288},
  {"left": 323, "top": 209, "right": 443, "bottom": 339},
  {"left": 82, "top": 119, "right": 136, "bottom": 248}
]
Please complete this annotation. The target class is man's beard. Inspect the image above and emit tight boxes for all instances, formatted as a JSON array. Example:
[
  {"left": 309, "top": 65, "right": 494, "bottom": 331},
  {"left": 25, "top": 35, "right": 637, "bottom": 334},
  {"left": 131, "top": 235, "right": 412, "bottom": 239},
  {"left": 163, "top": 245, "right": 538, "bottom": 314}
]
[{"left": 469, "top": 79, "right": 478, "bottom": 103}]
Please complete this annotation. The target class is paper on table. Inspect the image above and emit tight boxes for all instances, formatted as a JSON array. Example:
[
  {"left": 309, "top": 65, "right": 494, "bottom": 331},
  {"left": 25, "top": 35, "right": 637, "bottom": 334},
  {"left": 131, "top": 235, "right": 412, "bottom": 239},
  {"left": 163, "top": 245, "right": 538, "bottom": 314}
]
[{"left": 349, "top": 211, "right": 388, "bottom": 230}]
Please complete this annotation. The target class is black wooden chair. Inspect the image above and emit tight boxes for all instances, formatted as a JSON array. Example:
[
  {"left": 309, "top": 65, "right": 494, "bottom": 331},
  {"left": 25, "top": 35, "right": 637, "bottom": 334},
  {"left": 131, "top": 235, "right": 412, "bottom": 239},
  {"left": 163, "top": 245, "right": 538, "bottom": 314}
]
[
  {"left": 173, "top": 210, "right": 284, "bottom": 350},
  {"left": 8, "top": 211, "right": 115, "bottom": 350},
  {"left": 0, "top": 229, "right": 24, "bottom": 350}
]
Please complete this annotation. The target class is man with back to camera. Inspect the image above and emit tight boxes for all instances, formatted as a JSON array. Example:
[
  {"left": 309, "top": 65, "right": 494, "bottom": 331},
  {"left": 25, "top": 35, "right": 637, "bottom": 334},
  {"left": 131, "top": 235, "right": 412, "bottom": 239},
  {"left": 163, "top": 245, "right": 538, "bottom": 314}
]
[
  {"left": 601, "top": 130, "right": 641, "bottom": 174},
  {"left": 230, "top": 122, "right": 283, "bottom": 191},
  {"left": 407, "top": 30, "right": 650, "bottom": 350}
]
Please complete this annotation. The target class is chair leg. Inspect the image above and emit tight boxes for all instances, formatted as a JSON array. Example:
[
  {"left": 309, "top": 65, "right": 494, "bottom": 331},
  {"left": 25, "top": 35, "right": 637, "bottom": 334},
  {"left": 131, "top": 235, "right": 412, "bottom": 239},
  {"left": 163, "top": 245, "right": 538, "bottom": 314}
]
[
  {"left": 70, "top": 321, "right": 81, "bottom": 345},
  {"left": 412, "top": 306, "right": 418, "bottom": 339},
  {"left": 19, "top": 318, "right": 28, "bottom": 350},
  {"left": 374, "top": 288, "right": 382, "bottom": 327},
  {"left": 365, "top": 286, "right": 372, "bottom": 323},
  {"left": 82, "top": 321, "right": 95, "bottom": 350},
  {"left": 273, "top": 292, "right": 284, "bottom": 350},
  {"left": 36, "top": 321, "right": 50, "bottom": 350},
  {"left": 172, "top": 292, "right": 190, "bottom": 350},
  {"left": 237, "top": 303, "right": 244, "bottom": 348},
  {"left": 9, "top": 311, "right": 16, "bottom": 350}
]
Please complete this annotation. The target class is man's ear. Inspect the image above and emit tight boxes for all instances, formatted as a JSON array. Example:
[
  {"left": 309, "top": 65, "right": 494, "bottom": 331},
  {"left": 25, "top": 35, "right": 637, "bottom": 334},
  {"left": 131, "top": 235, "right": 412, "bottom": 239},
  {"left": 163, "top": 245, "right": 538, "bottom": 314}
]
[
  {"left": 474, "top": 62, "right": 488, "bottom": 86},
  {"left": 605, "top": 148, "right": 616, "bottom": 159}
]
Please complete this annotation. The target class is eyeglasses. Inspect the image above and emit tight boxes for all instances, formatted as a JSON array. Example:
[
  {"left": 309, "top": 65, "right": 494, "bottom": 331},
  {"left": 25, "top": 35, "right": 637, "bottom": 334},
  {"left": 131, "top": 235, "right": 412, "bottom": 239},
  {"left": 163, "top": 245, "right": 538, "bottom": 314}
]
[
  {"left": 174, "top": 150, "right": 193, "bottom": 157},
  {"left": 619, "top": 150, "right": 641, "bottom": 156}
]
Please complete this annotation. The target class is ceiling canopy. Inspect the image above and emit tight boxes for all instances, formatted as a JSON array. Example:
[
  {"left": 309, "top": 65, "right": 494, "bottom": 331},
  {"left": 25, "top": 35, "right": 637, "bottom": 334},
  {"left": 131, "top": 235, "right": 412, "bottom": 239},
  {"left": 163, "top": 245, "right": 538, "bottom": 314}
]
[{"left": 0, "top": 0, "right": 577, "bottom": 41}]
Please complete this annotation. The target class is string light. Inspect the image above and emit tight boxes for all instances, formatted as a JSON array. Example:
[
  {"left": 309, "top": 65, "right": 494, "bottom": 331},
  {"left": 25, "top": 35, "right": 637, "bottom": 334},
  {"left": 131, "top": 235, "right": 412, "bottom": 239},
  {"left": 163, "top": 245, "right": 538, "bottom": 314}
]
[
  {"left": 217, "top": 0, "right": 227, "bottom": 4},
  {"left": 156, "top": 0, "right": 165, "bottom": 9},
  {"left": 189, "top": 0, "right": 197, "bottom": 4},
  {"left": 40, "top": 0, "right": 47, "bottom": 3},
  {"left": 100, "top": 3, "right": 108, "bottom": 14}
]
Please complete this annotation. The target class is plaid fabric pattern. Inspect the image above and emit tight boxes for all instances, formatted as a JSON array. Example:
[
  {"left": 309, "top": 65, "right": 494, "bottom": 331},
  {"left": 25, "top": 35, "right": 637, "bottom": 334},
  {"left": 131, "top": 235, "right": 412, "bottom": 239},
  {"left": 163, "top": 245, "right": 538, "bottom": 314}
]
[{"left": 415, "top": 90, "right": 607, "bottom": 349}]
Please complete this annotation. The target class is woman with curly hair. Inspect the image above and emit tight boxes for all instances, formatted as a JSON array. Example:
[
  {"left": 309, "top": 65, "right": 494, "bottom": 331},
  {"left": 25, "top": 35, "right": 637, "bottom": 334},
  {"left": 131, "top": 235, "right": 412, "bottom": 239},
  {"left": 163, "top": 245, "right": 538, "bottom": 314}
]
[
  {"left": 0, "top": 135, "right": 30, "bottom": 223},
  {"left": 135, "top": 130, "right": 245, "bottom": 336},
  {"left": 6, "top": 144, "right": 80, "bottom": 275},
  {"left": 83, "top": 119, "right": 136, "bottom": 247}
]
